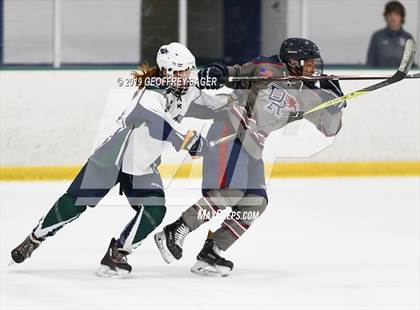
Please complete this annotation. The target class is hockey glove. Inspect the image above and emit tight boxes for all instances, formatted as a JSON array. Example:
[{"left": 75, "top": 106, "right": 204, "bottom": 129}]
[
  {"left": 319, "top": 76, "right": 343, "bottom": 96},
  {"left": 287, "top": 111, "right": 305, "bottom": 123},
  {"left": 319, "top": 76, "right": 346, "bottom": 108},
  {"left": 181, "top": 130, "right": 209, "bottom": 157},
  {"left": 197, "top": 63, "right": 228, "bottom": 89}
]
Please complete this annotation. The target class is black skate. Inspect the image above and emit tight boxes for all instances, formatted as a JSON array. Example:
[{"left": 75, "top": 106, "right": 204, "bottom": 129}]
[
  {"left": 191, "top": 239, "right": 234, "bottom": 277},
  {"left": 10, "top": 234, "right": 42, "bottom": 264},
  {"left": 154, "top": 218, "right": 190, "bottom": 263},
  {"left": 95, "top": 238, "right": 132, "bottom": 278}
]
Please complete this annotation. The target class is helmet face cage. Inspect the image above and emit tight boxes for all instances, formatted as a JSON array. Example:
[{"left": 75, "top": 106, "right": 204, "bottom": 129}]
[
  {"left": 279, "top": 38, "right": 323, "bottom": 79},
  {"left": 288, "top": 57, "right": 323, "bottom": 77},
  {"left": 312, "top": 57, "right": 324, "bottom": 76},
  {"left": 167, "top": 65, "right": 197, "bottom": 97}
]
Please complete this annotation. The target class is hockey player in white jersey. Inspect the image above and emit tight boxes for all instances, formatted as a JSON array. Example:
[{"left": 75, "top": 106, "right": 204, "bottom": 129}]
[{"left": 10, "top": 42, "right": 227, "bottom": 278}]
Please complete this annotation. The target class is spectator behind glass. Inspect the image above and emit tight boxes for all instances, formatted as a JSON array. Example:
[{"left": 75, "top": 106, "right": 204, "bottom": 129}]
[{"left": 366, "top": 1, "right": 413, "bottom": 67}]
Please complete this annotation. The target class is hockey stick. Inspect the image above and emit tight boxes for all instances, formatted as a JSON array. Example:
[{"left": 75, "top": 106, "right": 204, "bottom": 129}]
[
  {"left": 227, "top": 72, "right": 420, "bottom": 82},
  {"left": 303, "top": 39, "right": 416, "bottom": 115},
  {"left": 209, "top": 39, "right": 416, "bottom": 148}
]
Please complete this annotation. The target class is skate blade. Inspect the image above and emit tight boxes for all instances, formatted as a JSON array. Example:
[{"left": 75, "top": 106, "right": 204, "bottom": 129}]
[
  {"left": 95, "top": 265, "right": 130, "bottom": 279},
  {"left": 191, "top": 260, "right": 232, "bottom": 277},
  {"left": 8, "top": 259, "right": 15, "bottom": 266},
  {"left": 154, "top": 232, "right": 174, "bottom": 264}
]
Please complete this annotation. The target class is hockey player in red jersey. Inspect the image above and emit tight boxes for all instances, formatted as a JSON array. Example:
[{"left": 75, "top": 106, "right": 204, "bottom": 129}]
[{"left": 155, "top": 38, "right": 346, "bottom": 276}]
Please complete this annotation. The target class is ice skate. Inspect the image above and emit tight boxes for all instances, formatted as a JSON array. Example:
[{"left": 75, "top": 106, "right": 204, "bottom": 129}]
[
  {"left": 10, "top": 234, "right": 42, "bottom": 264},
  {"left": 154, "top": 218, "right": 190, "bottom": 263},
  {"left": 191, "top": 239, "right": 233, "bottom": 277},
  {"left": 95, "top": 238, "right": 132, "bottom": 279}
]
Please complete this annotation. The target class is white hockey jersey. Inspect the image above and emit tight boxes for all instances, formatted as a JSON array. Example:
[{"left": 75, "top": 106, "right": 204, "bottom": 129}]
[{"left": 90, "top": 85, "right": 228, "bottom": 178}]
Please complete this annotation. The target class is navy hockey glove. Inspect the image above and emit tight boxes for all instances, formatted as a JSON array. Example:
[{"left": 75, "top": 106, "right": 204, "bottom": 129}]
[
  {"left": 319, "top": 76, "right": 343, "bottom": 96},
  {"left": 197, "top": 63, "right": 228, "bottom": 89},
  {"left": 181, "top": 130, "right": 209, "bottom": 157},
  {"left": 287, "top": 111, "right": 304, "bottom": 123},
  {"left": 319, "top": 76, "right": 346, "bottom": 108}
]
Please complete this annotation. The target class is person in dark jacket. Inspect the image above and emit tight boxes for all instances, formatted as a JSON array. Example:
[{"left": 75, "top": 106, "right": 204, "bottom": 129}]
[{"left": 366, "top": 1, "right": 413, "bottom": 67}]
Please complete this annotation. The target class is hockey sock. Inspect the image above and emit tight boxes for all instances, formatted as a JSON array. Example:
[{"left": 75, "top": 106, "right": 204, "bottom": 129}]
[
  {"left": 32, "top": 193, "right": 87, "bottom": 240},
  {"left": 212, "top": 195, "right": 267, "bottom": 251},
  {"left": 118, "top": 198, "right": 166, "bottom": 253}
]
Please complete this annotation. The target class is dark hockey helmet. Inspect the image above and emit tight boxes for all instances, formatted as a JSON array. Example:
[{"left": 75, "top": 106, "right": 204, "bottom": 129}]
[{"left": 279, "top": 38, "right": 323, "bottom": 79}]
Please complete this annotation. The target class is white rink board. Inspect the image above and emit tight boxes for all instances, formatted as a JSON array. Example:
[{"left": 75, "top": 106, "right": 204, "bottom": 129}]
[
  {"left": 1, "top": 69, "right": 419, "bottom": 166},
  {"left": 1, "top": 178, "right": 419, "bottom": 310}
]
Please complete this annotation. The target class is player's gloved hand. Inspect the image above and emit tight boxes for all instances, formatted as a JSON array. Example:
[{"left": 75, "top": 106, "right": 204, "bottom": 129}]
[
  {"left": 319, "top": 76, "right": 343, "bottom": 96},
  {"left": 319, "top": 75, "right": 346, "bottom": 108},
  {"left": 181, "top": 130, "right": 209, "bottom": 157},
  {"left": 197, "top": 63, "right": 228, "bottom": 89},
  {"left": 287, "top": 111, "right": 304, "bottom": 123}
]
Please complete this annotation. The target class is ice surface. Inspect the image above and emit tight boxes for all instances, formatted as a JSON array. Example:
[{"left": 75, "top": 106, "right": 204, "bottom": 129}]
[{"left": 1, "top": 178, "right": 419, "bottom": 310}]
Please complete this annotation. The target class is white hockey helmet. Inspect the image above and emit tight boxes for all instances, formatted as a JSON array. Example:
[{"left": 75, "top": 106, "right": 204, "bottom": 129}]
[{"left": 156, "top": 42, "right": 196, "bottom": 74}]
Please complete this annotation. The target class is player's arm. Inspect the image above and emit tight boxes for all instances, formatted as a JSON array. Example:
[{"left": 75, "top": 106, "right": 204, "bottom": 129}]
[
  {"left": 136, "top": 103, "right": 184, "bottom": 148},
  {"left": 197, "top": 60, "right": 257, "bottom": 90},
  {"left": 135, "top": 98, "right": 208, "bottom": 156},
  {"left": 185, "top": 90, "right": 231, "bottom": 120},
  {"left": 225, "top": 61, "right": 259, "bottom": 89},
  {"left": 304, "top": 79, "right": 345, "bottom": 137}
]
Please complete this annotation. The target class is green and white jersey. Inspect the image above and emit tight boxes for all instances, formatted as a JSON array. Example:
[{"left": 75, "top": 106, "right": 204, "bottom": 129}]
[{"left": 90, "top": 85, "right": 228, "bottom": 179}]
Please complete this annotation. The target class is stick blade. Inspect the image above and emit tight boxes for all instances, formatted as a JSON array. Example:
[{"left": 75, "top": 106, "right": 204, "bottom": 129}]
[{"left": 399, "top": 39, "right": 416, "bottom": 74}]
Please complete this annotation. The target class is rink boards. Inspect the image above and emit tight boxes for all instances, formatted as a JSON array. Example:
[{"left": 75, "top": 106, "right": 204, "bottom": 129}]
[
  {"left": 1, "top": 69, "right": 419, "bottom": 180},
  {"left": 0, "top": 161, "right": 419, "bottom": 181}
]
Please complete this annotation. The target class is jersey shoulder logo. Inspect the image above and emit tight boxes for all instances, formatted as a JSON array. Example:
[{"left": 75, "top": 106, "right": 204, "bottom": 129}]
[
  {"left": 263, "top": 83, "right": 299, "bottom": 118},
  {"left": 258, "top": 66, "right": 273, "bottom": 77}
]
